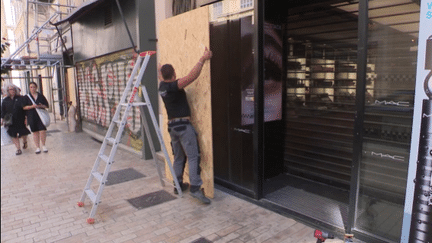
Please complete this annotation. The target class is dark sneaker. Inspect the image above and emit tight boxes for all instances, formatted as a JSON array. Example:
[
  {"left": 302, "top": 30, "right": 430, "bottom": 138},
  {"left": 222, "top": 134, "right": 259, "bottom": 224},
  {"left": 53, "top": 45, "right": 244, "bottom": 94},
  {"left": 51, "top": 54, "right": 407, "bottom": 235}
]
[
  {"left": 190, "top": 190, "right": 211, "bottom": 204},
  {"left": 174, "top": 183, "right": 189, "bottom": 195}
]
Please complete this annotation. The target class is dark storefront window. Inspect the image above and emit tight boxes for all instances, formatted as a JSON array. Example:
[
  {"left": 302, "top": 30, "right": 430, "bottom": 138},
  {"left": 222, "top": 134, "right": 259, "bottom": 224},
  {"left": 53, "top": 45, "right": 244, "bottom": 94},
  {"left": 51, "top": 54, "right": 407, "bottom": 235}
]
[{"left": 354, "top": 1, "right": 419, "bottom": 241}]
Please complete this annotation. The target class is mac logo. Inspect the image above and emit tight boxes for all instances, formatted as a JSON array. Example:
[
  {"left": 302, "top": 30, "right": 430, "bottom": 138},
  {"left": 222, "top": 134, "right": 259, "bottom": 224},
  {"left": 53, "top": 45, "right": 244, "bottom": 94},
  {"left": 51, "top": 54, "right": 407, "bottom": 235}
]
[
  {"left": 374, "top": 100, "right": 410, "bottom": 106},
  {"left": 370, "top": 152, "right": 405, "bottom": 161},
  {"left": 423, "top": 113, "right": 432, "bottom": 118}
]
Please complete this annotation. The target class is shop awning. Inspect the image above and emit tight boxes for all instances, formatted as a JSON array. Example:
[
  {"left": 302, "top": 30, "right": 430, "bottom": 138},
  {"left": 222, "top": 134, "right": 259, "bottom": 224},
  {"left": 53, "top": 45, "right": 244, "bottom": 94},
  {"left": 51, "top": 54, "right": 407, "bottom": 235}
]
[{"left": 52, "top": 0, "right": 106, "bottom": 26}]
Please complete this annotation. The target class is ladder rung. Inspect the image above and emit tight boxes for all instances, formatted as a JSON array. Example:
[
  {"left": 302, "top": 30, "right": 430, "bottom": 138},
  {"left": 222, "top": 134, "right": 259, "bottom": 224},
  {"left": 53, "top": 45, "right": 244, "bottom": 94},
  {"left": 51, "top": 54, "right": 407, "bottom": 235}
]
[
  {"left": 99, "top": 154, "right": 110, "bottom": 163},
  {"left": 92, "top": 172, "right": 103, "bottom": 183},
  {"left": 120, "top": 102, "right": 147, "bottom": 107},
  {"left": 105, "top": 137, "right": 116, "bottom": 144},
  {"left": 85, "top": 189, "right": 97, "bottom": 204}
]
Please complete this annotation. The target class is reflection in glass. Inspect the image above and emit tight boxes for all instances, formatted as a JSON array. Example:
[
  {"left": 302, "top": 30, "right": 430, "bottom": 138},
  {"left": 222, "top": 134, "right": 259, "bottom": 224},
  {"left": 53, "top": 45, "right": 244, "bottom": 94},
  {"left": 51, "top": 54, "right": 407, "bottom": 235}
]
[{"left": 355, "top": 1, "right": 419, "bottom": 241}]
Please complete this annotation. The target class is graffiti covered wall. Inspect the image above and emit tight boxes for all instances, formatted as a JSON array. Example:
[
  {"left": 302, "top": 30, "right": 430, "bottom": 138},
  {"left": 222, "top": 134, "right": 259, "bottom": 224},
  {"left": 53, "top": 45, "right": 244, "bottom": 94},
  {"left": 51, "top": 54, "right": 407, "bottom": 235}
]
[{"left": 75, "top": 49, "right": 144, "bottom": 151}]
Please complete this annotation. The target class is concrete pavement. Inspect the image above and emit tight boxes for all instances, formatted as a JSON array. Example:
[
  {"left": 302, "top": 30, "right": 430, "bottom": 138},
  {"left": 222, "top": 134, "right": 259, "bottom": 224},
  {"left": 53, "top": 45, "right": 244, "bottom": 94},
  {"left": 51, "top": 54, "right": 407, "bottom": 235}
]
[{"left": 1, "top": 120, "right": 356, "bottom": 243}]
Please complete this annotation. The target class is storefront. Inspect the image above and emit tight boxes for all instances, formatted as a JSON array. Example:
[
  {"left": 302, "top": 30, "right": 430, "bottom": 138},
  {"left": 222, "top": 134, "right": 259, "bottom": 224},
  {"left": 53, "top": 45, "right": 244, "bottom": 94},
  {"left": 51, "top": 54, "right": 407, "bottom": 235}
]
[
  {"left": 209, "top": 0, "right": 428, "bottom": 242},
  {"left": 64, "top": 0, "right": 159, "bottom": 157}
]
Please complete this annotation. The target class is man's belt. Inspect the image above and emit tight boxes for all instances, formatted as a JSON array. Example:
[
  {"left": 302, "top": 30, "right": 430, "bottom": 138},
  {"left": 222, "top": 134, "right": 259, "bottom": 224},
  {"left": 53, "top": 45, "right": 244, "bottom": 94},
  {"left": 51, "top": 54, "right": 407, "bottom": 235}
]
[{"left": 168, "top": 117, "right": 190, "bottom": 126}]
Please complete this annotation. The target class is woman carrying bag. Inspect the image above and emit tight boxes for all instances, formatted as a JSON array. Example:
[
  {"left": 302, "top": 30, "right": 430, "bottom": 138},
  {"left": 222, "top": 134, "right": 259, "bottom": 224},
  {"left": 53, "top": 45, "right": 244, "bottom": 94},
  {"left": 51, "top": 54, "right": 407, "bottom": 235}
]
[
  {"left": 1, "top": 84, "right": 31, "bottom": 155},
  {"left": 24, "top": 82, "right": 49, "bottom": 154}
]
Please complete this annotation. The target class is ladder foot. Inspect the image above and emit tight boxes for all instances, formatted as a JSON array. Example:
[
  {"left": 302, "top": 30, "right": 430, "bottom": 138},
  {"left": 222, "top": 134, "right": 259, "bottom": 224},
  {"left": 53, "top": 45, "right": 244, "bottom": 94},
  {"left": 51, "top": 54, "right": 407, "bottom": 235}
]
[
  {"left": 87, "top": 218, "right": 95, "bottom": 224},
  {"left": 77, "top": 202, "right": 84, "bottom": 207}
]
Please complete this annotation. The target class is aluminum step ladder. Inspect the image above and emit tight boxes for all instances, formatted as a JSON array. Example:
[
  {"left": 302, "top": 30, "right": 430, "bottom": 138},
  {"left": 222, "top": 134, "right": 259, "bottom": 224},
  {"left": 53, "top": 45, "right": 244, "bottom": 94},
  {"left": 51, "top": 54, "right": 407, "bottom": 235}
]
[{"left": 77, "top": 51, "right": 183, "bottom": 224}]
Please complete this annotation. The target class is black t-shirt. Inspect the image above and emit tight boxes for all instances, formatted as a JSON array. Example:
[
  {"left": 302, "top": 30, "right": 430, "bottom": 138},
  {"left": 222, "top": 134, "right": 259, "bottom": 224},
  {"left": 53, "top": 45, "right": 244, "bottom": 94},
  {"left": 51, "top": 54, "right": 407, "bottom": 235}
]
[{"left": 158, "top": 80, "right": 191, "bottom": 120}]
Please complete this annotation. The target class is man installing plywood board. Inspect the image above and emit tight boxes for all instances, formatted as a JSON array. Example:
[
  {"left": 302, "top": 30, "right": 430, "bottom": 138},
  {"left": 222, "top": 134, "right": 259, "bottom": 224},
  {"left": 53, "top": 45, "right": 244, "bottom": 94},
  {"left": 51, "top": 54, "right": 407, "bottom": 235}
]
[{"left": 158, "top": 6, "right": 214, "bottom": 201}]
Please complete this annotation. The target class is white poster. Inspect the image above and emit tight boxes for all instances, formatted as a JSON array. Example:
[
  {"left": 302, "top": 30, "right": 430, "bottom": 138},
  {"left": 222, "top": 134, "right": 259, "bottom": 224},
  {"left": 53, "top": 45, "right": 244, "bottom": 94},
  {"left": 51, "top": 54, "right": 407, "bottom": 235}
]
[{"left": 401, "top": 1, "right": 432, "bottom": 242}]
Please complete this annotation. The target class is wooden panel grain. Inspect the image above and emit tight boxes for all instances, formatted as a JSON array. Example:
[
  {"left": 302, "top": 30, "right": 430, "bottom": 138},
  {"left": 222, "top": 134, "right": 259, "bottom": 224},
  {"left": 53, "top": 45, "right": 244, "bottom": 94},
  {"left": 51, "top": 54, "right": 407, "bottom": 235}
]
[{"left": 158, "top": 6, "right": 213, "bottom": 198}]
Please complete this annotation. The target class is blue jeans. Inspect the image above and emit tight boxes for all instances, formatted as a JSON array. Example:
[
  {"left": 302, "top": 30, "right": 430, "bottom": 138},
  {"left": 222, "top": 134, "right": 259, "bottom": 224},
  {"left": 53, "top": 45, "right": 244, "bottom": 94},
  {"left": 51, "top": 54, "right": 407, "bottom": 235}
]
[{"left": 168, "top": 121, "right": 202, "bottom": 192}]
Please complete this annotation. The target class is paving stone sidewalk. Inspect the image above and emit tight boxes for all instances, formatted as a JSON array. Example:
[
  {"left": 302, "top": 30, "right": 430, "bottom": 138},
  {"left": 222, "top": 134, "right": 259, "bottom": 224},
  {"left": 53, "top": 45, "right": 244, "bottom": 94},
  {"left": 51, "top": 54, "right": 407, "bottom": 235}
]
[{"left": 1, "top": 120, "right": 355, "bottom": 243}]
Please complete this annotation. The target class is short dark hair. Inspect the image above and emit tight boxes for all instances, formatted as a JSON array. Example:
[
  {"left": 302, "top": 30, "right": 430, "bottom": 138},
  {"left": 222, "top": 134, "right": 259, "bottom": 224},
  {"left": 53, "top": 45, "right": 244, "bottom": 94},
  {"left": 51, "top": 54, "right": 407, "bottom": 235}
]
[
  {"left": 29, "top": 81, "right": 38, "bottom": 88},
  {"left": 160, "top": 64, "right": 175, "bottom": 80}
]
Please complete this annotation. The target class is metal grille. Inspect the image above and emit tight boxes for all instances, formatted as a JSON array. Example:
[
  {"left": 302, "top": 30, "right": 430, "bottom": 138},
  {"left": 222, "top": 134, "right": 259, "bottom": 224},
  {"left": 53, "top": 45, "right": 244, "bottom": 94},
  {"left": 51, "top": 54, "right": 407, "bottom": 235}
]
[
  {"left": 283, "top": 1, "right": 417, "bottom": 205},
  {"left": 75, "top": 50, "right": 143, "bottom": 137},
  {"left": 284, "top": 3, "right": 359, "bottom": 188}
]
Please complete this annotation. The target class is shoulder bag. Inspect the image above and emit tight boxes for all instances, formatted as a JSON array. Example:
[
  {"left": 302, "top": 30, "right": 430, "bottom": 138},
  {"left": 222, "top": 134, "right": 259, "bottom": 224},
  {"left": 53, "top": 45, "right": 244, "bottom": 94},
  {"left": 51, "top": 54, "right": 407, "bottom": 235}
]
[
  {"left": 27, "top": 94, "right": 51, "bottom": 127},
  {"left": 3, "top": 98, "right": 16, "bottom": 127},
  {"left": 3, "top": 113, "right": 13, "bottom": 126}
]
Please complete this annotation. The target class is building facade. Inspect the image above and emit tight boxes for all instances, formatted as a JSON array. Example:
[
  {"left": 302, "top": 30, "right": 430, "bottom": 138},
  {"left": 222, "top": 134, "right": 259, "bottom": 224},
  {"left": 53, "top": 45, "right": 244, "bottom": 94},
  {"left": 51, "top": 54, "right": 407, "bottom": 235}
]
[
  {"left": 59, "top": 0, "right": 159, "bottom": 156},
  {"left": 3, "top": 0, "right": 429, "bottom": 242}
]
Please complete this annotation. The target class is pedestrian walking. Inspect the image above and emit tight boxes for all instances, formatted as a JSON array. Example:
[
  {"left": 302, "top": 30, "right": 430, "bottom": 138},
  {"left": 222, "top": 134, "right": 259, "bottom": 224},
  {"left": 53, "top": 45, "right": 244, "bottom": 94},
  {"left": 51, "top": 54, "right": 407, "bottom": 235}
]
[
  {"left": 23, "top": 82, "right": 49, "bottom": 154},
  {"left": 158, "top": 47, "right": 212, "bottom": 204},
  {"left": 1, "top": 83, "right": 31, "bottom": 155},
  {"left": 67, "top": 101, "right": 77, "bottom": 132}
]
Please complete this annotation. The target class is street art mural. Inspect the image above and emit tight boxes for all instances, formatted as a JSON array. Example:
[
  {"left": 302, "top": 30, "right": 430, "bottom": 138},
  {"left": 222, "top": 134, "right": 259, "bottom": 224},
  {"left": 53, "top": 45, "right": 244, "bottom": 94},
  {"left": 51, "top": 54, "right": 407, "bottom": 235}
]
[{"left": 75, "top": 49, "right": 143, "bottom": 151}]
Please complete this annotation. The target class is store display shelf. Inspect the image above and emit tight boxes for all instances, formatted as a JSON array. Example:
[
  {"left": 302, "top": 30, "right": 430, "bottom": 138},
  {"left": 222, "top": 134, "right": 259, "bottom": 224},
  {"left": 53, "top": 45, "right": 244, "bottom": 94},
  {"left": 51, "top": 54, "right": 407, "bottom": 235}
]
[
  {"left": 334, "top": 86, "right": 356, "bottom": 88},
  {"left": 334, "top": 78, "right": 357, "bottom": 81}
]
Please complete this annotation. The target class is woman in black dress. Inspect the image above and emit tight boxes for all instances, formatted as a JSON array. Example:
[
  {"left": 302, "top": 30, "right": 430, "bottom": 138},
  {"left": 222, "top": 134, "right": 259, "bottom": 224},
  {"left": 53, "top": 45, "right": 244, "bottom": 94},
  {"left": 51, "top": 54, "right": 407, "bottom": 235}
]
[
  {"left": 23, "top": 82, "right": 49, "bottom": 154},
  {"left": 1, "top": 84, "right": 31, "bottom": 155}
]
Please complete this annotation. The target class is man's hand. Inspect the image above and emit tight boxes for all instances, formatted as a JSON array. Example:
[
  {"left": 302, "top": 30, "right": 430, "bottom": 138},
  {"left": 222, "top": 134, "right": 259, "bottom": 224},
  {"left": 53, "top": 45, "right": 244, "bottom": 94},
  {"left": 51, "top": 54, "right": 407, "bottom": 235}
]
[
  {"left": 177, "top": 47, "right": 213, "bottom": 89},
  {"left": 200, "top": 47, "right": 212, "bottom": 62}
]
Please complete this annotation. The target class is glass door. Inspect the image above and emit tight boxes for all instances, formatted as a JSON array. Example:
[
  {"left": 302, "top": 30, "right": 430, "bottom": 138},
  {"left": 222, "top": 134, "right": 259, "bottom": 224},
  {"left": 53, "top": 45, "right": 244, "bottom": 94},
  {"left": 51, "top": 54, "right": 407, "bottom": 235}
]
[{"left": 354, "top": 1, "right": 420, "bottom": 241}]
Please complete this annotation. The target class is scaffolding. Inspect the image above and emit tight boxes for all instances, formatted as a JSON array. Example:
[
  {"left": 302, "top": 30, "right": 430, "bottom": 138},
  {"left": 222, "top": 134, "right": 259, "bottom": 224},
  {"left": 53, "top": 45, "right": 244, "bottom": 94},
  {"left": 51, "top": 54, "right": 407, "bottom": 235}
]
[{"left": 1, "top": 0, "right": 77, "bottom": 124}]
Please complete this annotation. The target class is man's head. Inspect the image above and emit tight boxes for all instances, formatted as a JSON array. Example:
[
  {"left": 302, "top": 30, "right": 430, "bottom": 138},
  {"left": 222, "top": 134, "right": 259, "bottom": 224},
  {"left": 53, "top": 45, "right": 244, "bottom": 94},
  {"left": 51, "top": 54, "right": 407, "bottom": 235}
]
[{"left": 160, "top": 64, "right": 176, "bottom": 81}]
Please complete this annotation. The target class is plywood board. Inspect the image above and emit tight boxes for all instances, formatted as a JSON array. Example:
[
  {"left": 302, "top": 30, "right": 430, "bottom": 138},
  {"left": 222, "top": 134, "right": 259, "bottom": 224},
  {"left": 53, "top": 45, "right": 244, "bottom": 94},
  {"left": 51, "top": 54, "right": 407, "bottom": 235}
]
[{"left": 158, "top": 6, "right": 213, "bottom": 198}]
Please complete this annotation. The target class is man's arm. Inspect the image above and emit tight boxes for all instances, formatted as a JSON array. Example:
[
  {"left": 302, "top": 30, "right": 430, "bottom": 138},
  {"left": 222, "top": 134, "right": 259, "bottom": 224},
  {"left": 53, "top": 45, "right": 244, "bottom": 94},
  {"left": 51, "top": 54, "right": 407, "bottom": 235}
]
[{"left": 177, "top": 47, "right": 212, "bottom": 89}]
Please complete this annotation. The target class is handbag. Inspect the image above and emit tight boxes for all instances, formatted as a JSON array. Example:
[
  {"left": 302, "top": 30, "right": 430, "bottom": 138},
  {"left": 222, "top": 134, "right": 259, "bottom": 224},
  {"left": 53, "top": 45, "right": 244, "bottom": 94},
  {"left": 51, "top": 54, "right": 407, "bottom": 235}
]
[
  {"left": 27, "top": 94, "right": 51, "bottom": 127},
  {"left": 36, "top": 108, "right": 51, "bottom": 127},
  {"left": 3, "top": 97, "right": 16, "bottom": 127},
  {"left": 3, "top": 113, "right": 13, "bottom": 126}
]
